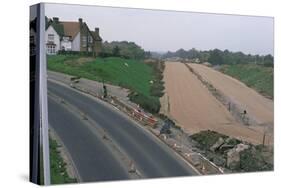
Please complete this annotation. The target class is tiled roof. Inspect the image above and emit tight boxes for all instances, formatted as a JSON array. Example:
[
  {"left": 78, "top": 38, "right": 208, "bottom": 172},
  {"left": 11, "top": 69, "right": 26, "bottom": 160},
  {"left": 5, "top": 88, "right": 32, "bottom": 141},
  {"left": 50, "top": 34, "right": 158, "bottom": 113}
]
[
  {"left": 49, "top": 21, "right": 80, "bottom": 40},
  {"left": 47, "top": 17, "right": 102, "bottom": 42},
  {"left": 60, "top": 22, "right": 80, "bottom": 39},
  {"left": 51, "top": 22, "right": 64, "bottom": 37}
]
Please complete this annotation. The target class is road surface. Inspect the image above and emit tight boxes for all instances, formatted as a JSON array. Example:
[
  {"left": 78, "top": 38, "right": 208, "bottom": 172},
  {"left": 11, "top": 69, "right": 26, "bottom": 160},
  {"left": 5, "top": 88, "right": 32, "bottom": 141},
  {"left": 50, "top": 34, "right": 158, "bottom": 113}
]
[
  {"left": 48, "top": 96, "right": 129, "bottom": 182},
  {"left": 162, "top": 62, "right": 267, "bottom": 144},
  {"left": 48, "top": 80, "right": 198, "bottom": 182}
]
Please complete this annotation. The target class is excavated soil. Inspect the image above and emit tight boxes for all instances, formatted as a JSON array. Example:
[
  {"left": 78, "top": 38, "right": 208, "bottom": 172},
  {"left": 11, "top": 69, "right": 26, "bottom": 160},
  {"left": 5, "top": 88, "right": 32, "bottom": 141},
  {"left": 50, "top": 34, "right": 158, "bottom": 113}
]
[{"left": 161, "top": 62, "right": 273, "bottom": 145}]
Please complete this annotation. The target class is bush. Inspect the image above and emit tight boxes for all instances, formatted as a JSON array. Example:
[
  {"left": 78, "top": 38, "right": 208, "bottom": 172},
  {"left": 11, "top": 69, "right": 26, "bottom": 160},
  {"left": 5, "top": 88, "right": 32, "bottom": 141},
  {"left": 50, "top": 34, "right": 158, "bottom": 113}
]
[
  {"left": 58, "top": 50, "right": 92, "bottom": 56},
  {"left": 191, "top": 130, "right": 227, "bottom": 150},
  {"left": 240, "top": 147, "right": 273, "bottom": 172},
  {"left": 226, "top": 138, "right": 241, "bottom": 145},
  {"left": 151, "top": 81, "right": 165, "bottom": 97},
  {"left": 102, "top": 41, "right": 145, "bottom": 59},
  {"left": 145, "top": 60, "right": 166, "bottom": 98},
  {"left": 129, "top": 92, "right": 160, "bottom": 114}
]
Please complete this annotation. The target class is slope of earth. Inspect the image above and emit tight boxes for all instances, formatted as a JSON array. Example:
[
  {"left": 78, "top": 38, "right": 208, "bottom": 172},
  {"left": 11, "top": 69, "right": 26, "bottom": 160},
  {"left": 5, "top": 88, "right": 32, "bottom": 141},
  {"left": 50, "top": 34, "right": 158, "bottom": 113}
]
[
  {"left": 189, "top": 63, "right": 273, "bottom": 128},
  {"left": 162, "top": 62, "right": 269, "bottom": 145}
]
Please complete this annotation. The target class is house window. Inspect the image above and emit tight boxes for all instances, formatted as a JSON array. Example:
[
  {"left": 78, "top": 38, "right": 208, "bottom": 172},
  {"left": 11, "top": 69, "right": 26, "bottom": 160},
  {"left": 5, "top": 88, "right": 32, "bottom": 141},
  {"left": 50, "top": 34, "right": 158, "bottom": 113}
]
[
  {"left": 46, "top": 44, "right": 56, "bottom": 55},
  {"left": 88, "top": 35, "right": 93, "bottom": 43},
  {"left": 82, "top": 36, "right": 87, "bottom": 47},
  {"left": 48, "top": 34, "right": 54, "bottom": 42}
]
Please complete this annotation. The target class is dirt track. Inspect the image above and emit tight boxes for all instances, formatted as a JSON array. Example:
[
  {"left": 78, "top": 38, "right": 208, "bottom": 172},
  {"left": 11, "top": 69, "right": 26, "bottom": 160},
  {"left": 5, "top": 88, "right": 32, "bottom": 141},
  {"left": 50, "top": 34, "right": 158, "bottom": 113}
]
[{"left": 162, "top": 62, "right": 272, "bottom": 145}]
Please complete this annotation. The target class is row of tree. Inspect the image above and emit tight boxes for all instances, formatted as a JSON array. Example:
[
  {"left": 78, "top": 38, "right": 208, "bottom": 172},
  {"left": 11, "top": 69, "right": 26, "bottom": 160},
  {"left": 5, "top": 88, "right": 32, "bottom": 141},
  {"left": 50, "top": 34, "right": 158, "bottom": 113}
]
[
  {"left": 162, "top": 48, "right": 274, "bottom": 67},
  {"left": 100, "top": 41, "right": 147, "bottom": 59}
]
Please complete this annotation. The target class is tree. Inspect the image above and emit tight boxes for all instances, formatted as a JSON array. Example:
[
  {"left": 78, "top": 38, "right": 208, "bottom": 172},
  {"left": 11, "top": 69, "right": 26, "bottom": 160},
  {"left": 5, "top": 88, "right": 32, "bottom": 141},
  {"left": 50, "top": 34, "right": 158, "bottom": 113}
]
[
  {"left": 263, "top": 54, "right": 274, "bottom": 67},
  {"left": 112, "top": 45, "right": 120, "bottom": 57},
  {"left": 208, "top": 49, "right": 223, "bottom": 65},
  {"left": 144, "top": 51, "right": 152, "bottom": 59}
]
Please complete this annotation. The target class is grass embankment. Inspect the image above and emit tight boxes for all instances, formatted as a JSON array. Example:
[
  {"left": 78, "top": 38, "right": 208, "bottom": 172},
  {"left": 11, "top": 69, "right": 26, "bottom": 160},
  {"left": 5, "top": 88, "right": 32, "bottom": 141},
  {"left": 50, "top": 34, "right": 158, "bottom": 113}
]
[
  {"left": 130, "top": 59, "right": 165, "bottom": 113},
  {"left": 49, "top": 138, "right": 77, "bottom": 184},
  {"left": 220, "top": 64, "right": 273, "bottom": 98},
  {"left": 48, "top": 55, "right": 164, "bottom": 113}
]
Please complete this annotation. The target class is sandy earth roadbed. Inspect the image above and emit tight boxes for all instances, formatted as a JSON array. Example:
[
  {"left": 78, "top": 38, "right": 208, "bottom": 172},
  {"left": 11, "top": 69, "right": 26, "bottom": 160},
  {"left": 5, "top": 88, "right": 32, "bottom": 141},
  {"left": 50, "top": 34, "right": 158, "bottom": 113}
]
[
  {"left": 188, "top": 63, "right": 273, "bottom": 126},
  {"left": 161, "top": 62, "right": 272, "bottom": 145}
]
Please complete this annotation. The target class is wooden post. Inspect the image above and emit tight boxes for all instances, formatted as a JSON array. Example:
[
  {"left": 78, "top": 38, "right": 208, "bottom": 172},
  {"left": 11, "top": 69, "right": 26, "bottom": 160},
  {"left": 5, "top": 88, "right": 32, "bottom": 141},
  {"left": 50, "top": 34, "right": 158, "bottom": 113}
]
[{"left": 262, "top": 132, "right": 266, "bottom": 146}]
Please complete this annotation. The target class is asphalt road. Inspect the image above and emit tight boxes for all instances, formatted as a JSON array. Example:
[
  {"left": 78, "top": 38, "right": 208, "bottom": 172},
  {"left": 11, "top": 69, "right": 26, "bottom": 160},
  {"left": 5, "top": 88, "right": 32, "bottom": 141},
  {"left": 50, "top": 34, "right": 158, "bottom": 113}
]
[
  {"left": 48, "top": 97, "right": 130, "bottom": 182},
  {"left": 48, "top": 80, "right": 198, "bottom": 182}
]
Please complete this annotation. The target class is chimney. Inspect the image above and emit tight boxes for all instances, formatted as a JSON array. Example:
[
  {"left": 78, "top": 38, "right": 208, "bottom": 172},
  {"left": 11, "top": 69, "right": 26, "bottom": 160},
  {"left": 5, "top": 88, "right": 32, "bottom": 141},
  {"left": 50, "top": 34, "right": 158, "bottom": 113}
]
[
  {"left": 78, "top": 18, "right": 83, "bottom": 24},
  {"left": 53, "top": 17, "right": 59, "bottom": 23},
  {"left": 95, "top": 27, "right": 99, "bottom": 35}
]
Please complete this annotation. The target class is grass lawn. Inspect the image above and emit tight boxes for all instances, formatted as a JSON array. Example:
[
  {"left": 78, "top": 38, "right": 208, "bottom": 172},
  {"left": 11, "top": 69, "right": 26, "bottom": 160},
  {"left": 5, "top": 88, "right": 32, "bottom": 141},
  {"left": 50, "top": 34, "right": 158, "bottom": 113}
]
[
  {"left": 221, "top": 64, "right": 273, "bottom": 98},
  {"left": 48, "top": 55, "right": 161, "bottom": 113}
]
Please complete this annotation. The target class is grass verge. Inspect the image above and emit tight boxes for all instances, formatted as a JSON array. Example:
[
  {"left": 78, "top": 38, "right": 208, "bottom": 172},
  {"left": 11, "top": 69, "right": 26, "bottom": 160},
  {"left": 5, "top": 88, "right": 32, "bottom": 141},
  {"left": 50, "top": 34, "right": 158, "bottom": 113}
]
[
  {"left": 48, "top": 55, "right": 165, "bottom": 114},
  {"left": 49, "top": 138, "right": 77, "bottom": 184}
]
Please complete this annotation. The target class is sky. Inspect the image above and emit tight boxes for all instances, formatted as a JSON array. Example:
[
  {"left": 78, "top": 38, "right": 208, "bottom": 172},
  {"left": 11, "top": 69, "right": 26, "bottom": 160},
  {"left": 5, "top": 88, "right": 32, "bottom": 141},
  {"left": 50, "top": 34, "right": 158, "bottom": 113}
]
[{"left": 45, "top": 3, "right": 274, "bottom": 55}]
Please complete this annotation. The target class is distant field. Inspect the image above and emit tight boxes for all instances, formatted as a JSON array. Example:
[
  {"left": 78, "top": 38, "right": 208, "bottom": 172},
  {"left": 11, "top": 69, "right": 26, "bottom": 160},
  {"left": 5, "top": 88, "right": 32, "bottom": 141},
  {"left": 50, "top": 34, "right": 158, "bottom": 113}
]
[
  {"left": 220, "top": 64, "right": 273, "bottom": 98},
  {"left": 47, "top": 55, "right": 161, "bottom": 113}
]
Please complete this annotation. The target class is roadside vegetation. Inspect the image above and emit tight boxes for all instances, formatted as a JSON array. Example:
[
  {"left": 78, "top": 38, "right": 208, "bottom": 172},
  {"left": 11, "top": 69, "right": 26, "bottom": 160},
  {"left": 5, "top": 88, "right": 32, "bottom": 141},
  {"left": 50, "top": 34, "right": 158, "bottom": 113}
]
[
  {"left": 49, "top": 138, "right": 77, "bottom": 184},
  {"left": 100, "top": 41, "right": 147, "bottom": 59},
  {"left": 48, "top": 54, "right": 165, "bottom": 114},
  {"left": 191, "top": 130, "right": 273, "bottom": 172},
  {"left": 220, "top": 64, "right": 273, "bottom": 98},
  {"left": 129, "top": 59, "right": 165, "bottom": 113}
]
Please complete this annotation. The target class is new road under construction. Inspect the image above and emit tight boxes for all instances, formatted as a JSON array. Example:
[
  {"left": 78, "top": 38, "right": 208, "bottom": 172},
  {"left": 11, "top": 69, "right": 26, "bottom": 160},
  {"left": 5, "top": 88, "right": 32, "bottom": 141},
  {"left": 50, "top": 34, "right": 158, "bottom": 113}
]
[
  {"left": 161, "top": 61, "right": 273, "bottom": 145},
  {"left": 47, "top": 72, "right": 200, "bottom": 182},
  {"left": 47, "top": 60, "right": 274, "bottom": 182}
]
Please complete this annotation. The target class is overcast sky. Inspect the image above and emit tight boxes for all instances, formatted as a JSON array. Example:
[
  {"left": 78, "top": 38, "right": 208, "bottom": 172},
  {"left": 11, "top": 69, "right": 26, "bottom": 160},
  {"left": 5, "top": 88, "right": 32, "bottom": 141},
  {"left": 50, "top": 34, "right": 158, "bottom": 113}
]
[{"left": 45, "top": 3, "right": 274, "bottom": 55}]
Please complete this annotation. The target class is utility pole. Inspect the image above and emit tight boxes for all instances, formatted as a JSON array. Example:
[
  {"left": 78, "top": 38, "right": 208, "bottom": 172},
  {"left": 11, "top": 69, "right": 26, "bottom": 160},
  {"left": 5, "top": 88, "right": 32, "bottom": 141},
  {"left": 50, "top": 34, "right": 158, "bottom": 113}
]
[{"left": 262, "top": 128, "right": 267, "bottom": 146}]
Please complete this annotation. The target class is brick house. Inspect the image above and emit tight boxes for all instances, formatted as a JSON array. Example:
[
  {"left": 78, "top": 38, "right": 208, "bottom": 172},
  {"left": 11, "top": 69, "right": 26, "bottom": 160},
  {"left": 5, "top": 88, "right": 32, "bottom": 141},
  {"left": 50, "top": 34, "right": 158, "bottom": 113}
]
[
  {"left": 91, "top": 28, "right": 102, "bottom": 57},
  {"left": 45, "top": 17, "right": 102, "bottom": 56}
]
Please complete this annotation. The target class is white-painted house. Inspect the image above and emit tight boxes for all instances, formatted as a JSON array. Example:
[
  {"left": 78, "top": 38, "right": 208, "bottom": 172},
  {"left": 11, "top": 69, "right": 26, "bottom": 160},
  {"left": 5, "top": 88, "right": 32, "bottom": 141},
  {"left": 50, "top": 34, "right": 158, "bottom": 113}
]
[
  {"left": 45, "top": 24, "right": 60, "bottom": 54},
  {"left": 45, "top": 17, "right": 102, "bottom": 56}
]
